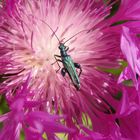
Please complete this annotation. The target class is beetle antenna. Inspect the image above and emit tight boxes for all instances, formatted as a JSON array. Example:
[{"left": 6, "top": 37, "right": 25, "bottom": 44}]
[
  {"left": 63, "top": 29, "right": 90, "bottom": 44},
  {"left": 39, "top": 20, "right": 60, "bottom": 43}
]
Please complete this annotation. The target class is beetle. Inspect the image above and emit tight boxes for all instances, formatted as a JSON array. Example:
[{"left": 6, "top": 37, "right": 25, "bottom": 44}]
[
  {"left": 53, "top": 43, "right": 82, "bottom": 90},
  {"left": 41, "top": 20, "right": 89, "bottom": 90}
]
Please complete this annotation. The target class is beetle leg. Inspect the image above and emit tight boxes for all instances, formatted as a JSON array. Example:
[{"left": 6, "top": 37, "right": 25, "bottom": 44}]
[
  {"left": 54, "top": 54, "right": 61, "bottom": 57},
  {"left": 51, "top": 55, "right": 61, "bottom": 65},
  {"left": 74, "top": 63, "right": 82, "bottom": 77},
  {"left": 61, "top": 68, "right": 67, "bottom": 77},
  {"left": 65, "top": 46, "right": 69, "bottom": 52},
  {"left": 52, "top": 55, "right": 62, "bottom": 72}
]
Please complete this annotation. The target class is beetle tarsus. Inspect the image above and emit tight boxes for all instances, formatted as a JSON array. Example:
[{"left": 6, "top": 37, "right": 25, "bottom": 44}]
[
  {"left": 52, "top": 55, "right": 62, "bottom": 72},
  {"left": 61, "top": 68, "right": 66, "bottom": 76},
  {"left": 74, "top": 63, "right": 82, "bottom": 77}
]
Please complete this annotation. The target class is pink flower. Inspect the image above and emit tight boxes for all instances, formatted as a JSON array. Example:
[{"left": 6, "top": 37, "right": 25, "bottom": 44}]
[
  {"left": 119, "top": 109, "right": 140, "bottom": 140},
  {"left": 0, "top": 0, "right": 124, "bottom": 138},
  {"left": 71, "top": 126, "right": 107, "bottom": 140},
  {"left": 0, "top": 0, "right": 120, "bottom": 115},
  {"left": 109, "top": 0, "right": 140, "bottom": 25},
  {"left": 69, "top": 124, "right": 124, "bottom": 140},
  {"left": 0, "top": 78, "right": 74, "bottom": 140},
  {"left": 114, "top": 86, "right": 140, "bottom": 139},
  {"left": 118, "top": 26, "right": 140, "bottom": 89},
  {"left": 116, "top": 86, "right": 140, "bottom": 117},
  {"left": 1, "top": 0, "right": 140, "bottom": 139},
  {"left": 109, "top": 0, "right": 140, "bottom": 100}
]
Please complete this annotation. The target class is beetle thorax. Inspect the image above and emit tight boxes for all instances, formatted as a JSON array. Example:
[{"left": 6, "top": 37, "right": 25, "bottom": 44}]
[{"left": 59, "top": 43, "right": 67, "bottom": 56}]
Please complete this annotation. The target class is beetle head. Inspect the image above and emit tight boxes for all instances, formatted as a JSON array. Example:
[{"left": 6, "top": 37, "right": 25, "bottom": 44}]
[{"left": 59, "top": 43, "right": 65, "bottom": 49}]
